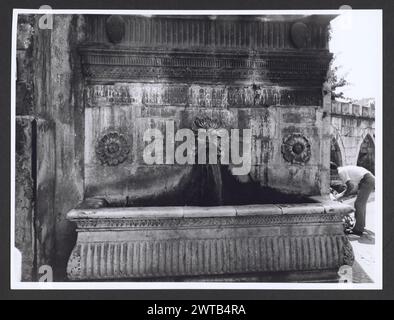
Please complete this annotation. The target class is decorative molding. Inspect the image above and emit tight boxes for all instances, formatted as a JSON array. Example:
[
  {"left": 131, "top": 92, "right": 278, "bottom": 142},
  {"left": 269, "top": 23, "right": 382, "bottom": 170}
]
[
  {"left": 281, "top": 133, "right": 312, "bottom": 164},
  {"left": 70, "top": 212, "right": 344, "bottom": 230},
  {"left": 67, "top": 234, "right": 349, "bottom": 280},
  {"left": 85, "top": 84, "right": 323, "bottom": 108},
  {"left": 96, "top": 131, "right": 130, "bottom": 166},
  {"left": 79, "top": 48, "right": 332, "bottom": 86},
  {"left": 192, "top": 116, "right": 226, "bottom": 131}
]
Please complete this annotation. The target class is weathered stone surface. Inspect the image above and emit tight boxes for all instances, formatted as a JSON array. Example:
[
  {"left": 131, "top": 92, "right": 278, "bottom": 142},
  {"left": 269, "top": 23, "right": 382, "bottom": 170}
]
[
  {"left": 15, "top": 116, "right": 55, "bottom": 281},
  {"left": 80, "top": 15, "right": 334, "bottom": 202},
  {"left": 83, "top": 100, "right": 330, "bottom": 199},
  {"left": 67, "top": 203, "right": 354, "bottom": 281},
  {"left": 15, "top": 117, "right": 35, "bottom": 281},
  {"left": 17, "top": 14, "right": 87, "bottom": 280},
  {"left": 35, "top": 119, "right": 56, "bottom": 271},
  {"left": 85, "top": 84, "right": 323, "bottom": 108},
  {"left": 81, "top": 48, "right": 331, "bottom": 88}
]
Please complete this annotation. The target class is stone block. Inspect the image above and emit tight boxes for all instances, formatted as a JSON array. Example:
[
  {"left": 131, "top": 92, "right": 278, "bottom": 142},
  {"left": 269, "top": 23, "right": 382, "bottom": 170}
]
[
  {"left": 277, "top": 203, "right": 325, "bottom": 215},
  {"left": 183, "top": 206, "right": 236, "bottom": 218},
  {"left": 235, "top": 204, "right": 282, "bottom": 216},
  {"left": 67, "top": 202, "right": 354, "bottom": 281}
]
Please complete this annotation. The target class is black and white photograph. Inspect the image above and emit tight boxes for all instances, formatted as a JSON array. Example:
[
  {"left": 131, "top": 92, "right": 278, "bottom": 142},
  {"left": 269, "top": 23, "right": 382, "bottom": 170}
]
[{"left": 10, "top": 7, "right": 382, "bottom": 290}]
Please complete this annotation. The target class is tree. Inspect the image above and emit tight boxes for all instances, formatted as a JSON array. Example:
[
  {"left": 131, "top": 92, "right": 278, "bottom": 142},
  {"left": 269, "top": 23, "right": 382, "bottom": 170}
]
[{"left": 327, "top": 58, "right": 350, "bottom": 101}]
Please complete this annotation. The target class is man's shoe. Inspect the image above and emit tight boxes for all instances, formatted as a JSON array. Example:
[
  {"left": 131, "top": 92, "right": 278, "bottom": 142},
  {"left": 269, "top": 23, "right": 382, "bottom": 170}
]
[{"left": 349, "top": 229, "right": 364, "bottom": 236}]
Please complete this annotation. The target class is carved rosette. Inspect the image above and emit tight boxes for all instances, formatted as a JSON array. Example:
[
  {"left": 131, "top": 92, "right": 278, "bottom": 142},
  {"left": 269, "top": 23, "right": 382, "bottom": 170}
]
[
  {"left": 281, "top": 133, "right": 311, "bottom": 164},
  {"left": 67, "top": 247, "right": 82, "bottom": 279},
  {"left": 342, "top": 236, "right": 355, "bottom": 266},
  {"left": 96, "top": 131, "right": 130, "bottom": 166}
]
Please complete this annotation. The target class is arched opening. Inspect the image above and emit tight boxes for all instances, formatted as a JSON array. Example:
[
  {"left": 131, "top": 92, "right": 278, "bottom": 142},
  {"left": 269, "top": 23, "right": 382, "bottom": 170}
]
[
  {"left": 357, "top": 134, "right": 375, "bottom": 174},
  {"left": 330, "top": 137, "right": 343, "bottom": 167}
]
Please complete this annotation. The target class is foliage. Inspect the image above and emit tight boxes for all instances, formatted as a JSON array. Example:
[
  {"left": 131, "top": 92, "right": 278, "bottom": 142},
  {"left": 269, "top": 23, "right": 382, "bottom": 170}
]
[{"left": 327, "top": 59, "right": 350, "bottom": 101}]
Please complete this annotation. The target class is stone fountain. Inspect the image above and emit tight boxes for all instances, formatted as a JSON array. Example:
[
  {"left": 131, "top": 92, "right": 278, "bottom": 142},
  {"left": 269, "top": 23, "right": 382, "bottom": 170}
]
[{"left": 67, "top": 14, "right": 354, "bottom": 281}]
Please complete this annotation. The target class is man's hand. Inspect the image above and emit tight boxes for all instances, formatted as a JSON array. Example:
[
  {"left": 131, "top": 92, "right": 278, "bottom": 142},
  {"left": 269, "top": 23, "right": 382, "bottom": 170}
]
[
  {"left": 344, "top": 181, "right": 356, "bottom": 196},
  {"left": 332, "top": 190, "right": 344, "bottom": 200}
]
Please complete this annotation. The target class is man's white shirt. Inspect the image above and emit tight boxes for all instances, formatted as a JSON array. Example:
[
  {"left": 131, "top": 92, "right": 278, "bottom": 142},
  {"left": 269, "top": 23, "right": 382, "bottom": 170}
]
[{"left": 337, "top": 166, "right": 371, "bottom": 185}]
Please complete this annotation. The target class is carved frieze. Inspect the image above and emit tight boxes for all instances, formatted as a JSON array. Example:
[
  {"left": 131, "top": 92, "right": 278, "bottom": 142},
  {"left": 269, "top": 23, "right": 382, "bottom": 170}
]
[
  {"left": 70, "top": 212, "right": 345, "bottom": 230},
  {"left": 80, "top": 48, "right": 332, "bottom": 86},
  {"left": 342, "top": 236, "right": 356, "bottom": 266},
  {"left": 85, "top": 84, "right": 323, "bottom": 108},
  {"left": 66, "top": 202, "right": 354, "bottom": 281}
]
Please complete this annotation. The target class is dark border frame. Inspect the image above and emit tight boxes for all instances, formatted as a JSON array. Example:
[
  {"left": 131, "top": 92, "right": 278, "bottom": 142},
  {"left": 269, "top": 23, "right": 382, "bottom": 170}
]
[{"left": 1, "top": 0, "right": 393, "bottom": 300}]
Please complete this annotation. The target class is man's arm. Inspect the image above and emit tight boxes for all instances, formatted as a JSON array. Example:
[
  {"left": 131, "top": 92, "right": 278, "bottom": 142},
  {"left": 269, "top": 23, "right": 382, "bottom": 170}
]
[{"left": 335, "top": 181, "right": 355, "bottom": 200}]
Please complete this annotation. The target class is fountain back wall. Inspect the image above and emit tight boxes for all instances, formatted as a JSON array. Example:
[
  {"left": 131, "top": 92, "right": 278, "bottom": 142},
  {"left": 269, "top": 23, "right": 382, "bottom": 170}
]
[
  {"left": 82, "top": 15, "right": 333, "bottom": 204},
  {"left": 66, "top": 14, "right": 357, "bottom": 282}
]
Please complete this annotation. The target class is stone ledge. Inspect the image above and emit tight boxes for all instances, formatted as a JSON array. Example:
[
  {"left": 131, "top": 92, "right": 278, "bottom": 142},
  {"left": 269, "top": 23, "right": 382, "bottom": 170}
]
[{"left": 67, "top": 202, "right": 354, "bottom": 220}]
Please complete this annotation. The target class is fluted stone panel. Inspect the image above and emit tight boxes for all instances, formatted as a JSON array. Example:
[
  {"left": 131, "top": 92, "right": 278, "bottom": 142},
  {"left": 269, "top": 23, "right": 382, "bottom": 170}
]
[
  {"left": 68, "top": 235, "right": 350, "bottom": 280},
  {"left": 85, "top": 15, "right": 330, "bottom": 50},
  {"left": 67, "top": 205, "right": 354, "bottom": 281}
]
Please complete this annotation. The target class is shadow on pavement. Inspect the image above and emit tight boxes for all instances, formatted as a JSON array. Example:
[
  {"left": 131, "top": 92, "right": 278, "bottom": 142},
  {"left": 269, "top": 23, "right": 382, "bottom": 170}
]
[
  {"left": 348, "top": 229, "right": 375, "bottom": 245},
  {"left": 352, "top": 261, "right": 374, "bottom": 283}
]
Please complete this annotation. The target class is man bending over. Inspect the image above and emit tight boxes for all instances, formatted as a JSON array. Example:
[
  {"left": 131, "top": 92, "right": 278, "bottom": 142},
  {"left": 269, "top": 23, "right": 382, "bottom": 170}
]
[{"left": 330, "top": 163, "right": 375, "bottom": 236}]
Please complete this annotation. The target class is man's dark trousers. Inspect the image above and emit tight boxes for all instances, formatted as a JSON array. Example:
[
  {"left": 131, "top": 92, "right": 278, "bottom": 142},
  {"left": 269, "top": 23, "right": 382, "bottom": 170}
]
[{"left": 353, "top": 173, "right": 375, "bottom": 233}]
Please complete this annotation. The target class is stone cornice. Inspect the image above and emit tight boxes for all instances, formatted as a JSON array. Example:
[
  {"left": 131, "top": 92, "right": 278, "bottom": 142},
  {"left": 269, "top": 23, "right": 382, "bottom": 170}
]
[{"left": 79, "top": 47, "right": 332, "bottom": 85}]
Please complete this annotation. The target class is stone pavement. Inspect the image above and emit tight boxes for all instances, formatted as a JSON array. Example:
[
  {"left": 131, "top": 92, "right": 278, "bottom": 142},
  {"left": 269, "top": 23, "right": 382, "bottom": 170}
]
[{"left": 343, "top": 193, "right": 377, "bottom": 283}]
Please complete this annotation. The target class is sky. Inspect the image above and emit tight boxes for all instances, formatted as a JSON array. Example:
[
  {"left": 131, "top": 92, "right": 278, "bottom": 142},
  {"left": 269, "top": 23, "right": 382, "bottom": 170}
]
[{"left": 329, "top": 11, "right": 382, "bottom": 101}]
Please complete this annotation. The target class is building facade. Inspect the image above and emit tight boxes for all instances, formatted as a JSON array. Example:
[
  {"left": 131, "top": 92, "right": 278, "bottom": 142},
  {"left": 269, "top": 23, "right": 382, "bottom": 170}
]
[{"left": 330, "top": 100, "right": 375, "bottom": 174}]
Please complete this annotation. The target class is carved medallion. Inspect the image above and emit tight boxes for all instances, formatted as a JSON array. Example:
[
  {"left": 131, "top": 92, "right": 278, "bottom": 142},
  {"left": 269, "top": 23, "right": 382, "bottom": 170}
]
[
  {"left": 96, "top": 131, "right": 130, "bottom": 166},
  {"left": 291, "top": 22, "right": 309, "bottom": 49},
  {"left": 281, "top": 133, "right": 311, "bottom": 164},
  {"left": 106, "top": 15, "right": 125, "bottom": 44}
]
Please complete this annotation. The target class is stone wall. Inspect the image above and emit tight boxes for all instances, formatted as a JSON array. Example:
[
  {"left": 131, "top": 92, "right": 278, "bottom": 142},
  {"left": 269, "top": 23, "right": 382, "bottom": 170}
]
[
  {"left": 84, "top": 86, "right": 329, "bottom": 200},
  {"left": 15, "top": 117, "right": 55, "bottom": 281},
  {"left": 16, "top": 14, "right": 86, "bottom": 280}
]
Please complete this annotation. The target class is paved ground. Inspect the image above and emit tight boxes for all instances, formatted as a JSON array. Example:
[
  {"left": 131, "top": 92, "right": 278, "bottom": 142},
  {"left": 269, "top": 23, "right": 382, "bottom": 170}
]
[{"left": 342, "top": 193, "right": 377, "bottom": 283}]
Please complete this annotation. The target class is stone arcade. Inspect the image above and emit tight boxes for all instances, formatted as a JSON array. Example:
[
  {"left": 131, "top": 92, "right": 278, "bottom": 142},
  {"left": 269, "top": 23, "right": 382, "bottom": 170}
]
[{"left": 16, "top": 14, "right": 355, "bottom": 282}]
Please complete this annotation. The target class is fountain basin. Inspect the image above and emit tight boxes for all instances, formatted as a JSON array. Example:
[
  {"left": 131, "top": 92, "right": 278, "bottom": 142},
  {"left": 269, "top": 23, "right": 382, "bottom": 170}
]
[{"left": 67, "top": 200, "right": 355, "bottom": 281}]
